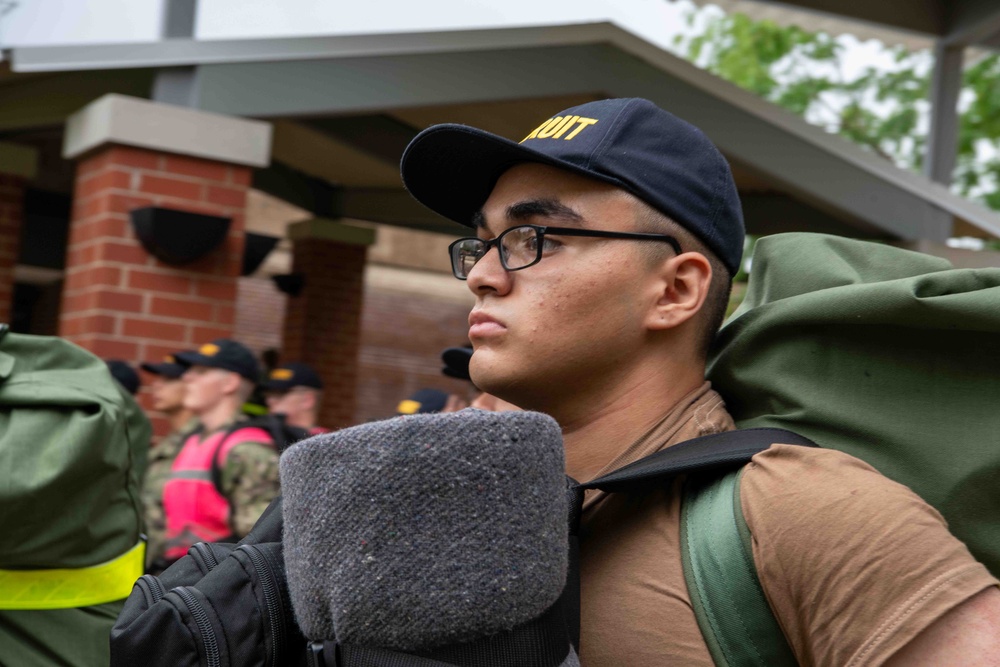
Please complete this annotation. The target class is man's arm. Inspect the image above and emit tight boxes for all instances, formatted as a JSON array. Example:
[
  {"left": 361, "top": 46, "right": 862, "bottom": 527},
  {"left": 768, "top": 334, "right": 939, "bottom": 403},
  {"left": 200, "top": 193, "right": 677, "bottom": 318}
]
[
  {"left": 885, "top": 586, "right": 1000, "bottom": 666},
  {"left": 219, "top": 441, "right": 280, "bottom": 537}
]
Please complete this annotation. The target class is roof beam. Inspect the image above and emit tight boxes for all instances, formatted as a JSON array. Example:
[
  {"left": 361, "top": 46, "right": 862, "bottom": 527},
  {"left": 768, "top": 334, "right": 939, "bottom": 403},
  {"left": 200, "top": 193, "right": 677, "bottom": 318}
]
[
  {"left": 739, "top": 0, "right": 942, "bottom": 36},
  {"left": 9, "top": 24, "right": 613, "bottom": 73},
  {"left": 941, "top": 0, "right": 1000, "bottom": 46},
  {"left": 924, "top": 42, "right": 963, "bottom": 185}
]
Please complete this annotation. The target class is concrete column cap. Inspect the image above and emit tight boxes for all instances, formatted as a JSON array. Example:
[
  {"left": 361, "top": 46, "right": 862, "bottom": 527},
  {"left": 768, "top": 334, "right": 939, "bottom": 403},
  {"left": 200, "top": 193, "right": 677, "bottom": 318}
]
[
  {"left": 0, "top": 141, "right": 39, "bottom": 179},
  {"left": 288, "top": 218, "right": 377, "bottom": 246},
  {"left": 63, "top": 93, "right": 272, "bottom": 167}
]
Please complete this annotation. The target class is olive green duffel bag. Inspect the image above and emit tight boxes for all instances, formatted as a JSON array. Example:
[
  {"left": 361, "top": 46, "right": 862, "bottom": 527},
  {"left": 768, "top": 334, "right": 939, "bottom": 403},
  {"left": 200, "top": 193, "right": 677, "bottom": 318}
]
[
  {"left": 709, "top": 232, "right": 1000, "bottom": 576},
  {"left": 0, "top": 325, "right": 151, "bottom": 666}
]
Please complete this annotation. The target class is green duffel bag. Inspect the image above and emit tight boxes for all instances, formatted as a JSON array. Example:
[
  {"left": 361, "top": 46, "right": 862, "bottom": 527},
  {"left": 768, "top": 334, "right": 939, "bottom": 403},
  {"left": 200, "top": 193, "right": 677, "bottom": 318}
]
[
  {"left": 707, "top": 232, "right": 1000, "bottom": 576},
  {"left": 0, "top": 325, "right": 152, "bottom": 667}
]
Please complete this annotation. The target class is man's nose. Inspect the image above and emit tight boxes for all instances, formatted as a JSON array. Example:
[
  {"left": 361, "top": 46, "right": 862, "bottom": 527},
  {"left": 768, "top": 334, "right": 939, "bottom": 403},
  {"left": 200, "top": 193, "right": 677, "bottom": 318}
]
[{"left": 466, "top": 246, "right": 511, "bottom": 296}]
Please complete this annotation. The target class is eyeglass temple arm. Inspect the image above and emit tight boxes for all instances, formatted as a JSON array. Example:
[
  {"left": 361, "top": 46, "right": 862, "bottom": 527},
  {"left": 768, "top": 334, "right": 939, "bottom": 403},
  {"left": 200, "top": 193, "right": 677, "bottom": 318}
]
[{"left": 539, "top": 226, "right": 681, "bottom": 254}]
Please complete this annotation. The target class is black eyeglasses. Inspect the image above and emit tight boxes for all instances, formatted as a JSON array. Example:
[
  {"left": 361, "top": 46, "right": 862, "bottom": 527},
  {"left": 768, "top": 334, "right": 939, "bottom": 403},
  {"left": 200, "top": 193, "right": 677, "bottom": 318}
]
[{"left": 448, "top": 224, "right": 681, "bottom": 280}]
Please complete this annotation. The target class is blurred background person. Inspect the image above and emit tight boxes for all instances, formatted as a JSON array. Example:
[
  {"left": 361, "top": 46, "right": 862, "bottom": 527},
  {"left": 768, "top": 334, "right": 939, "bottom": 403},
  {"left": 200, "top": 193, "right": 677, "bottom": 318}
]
[
  {"left": 396, "top": 387, "right": 454, "bottom": 415},
  {"left": 138, "top": 352, "right": 198, "bottom": 574},
  {"left": 105, "top": 359, "right": 140, "bottom": 396},
  {"left": 261, "top": 362, "right": 329, "bottom": 435},
  {"left": 159, "top": 340, "right": 278, "bottom": 567},
  {"left": 441, "top": 346, "right": 520, "bottom": 412}
]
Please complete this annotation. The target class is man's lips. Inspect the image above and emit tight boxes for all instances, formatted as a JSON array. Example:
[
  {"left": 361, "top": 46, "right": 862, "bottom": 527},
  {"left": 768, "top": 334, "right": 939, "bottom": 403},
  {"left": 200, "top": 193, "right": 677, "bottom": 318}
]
[{"left": 469, "top": 311, "right": 506, "bottom": 338}]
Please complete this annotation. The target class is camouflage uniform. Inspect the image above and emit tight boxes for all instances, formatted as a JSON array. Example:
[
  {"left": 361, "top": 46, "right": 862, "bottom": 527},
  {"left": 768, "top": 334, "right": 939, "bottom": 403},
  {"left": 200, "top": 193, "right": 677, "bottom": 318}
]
[
  {"left": 218, "top": 435, "right": 280, "bottom": 537},
  {"left": 142, "top": 417, "right": 200, "bottom": 571},
  {"left": 159, "top": 417, "right": 279, "bottom": 564}
]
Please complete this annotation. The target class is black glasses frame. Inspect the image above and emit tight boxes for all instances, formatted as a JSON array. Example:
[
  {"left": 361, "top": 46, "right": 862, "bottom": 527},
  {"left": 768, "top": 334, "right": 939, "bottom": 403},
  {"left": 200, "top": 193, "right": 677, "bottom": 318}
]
[{"left": 448, "top": 224, "right": 682, "bottom": 280}]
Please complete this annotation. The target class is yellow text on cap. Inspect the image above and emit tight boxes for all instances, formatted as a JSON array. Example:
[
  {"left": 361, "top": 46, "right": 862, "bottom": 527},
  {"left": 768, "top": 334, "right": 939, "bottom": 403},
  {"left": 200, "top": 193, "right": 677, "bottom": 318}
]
[
  {"left": 270, "top": 368, "right": 294, "bottom": 380},
  {"left": 520, "top": 115, "right": 598, "bottom": 143},
  {"left": 397, "top": 400, "right": 421, "bottom": 415},
  {"left": 199, "top": 343, "right": 220, "bottom": 356}
]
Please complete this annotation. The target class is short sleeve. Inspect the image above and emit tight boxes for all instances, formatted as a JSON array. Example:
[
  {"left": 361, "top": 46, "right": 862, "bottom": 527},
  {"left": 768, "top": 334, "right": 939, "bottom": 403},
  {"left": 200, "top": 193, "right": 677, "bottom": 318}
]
[{"left": 741, "top": 445, "right": 997, "bottom": 667}]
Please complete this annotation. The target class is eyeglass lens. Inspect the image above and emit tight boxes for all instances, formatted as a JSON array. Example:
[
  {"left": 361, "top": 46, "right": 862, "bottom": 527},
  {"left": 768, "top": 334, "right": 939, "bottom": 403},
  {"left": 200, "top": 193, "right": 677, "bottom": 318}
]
[{"left": 451, "top": 226, "right": 543, "bottom": 278}]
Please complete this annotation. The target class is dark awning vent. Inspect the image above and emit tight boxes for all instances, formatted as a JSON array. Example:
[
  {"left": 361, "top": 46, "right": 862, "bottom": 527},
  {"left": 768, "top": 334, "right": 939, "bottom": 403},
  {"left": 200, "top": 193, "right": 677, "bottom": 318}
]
[
  {"left": 272, "top": 273, "right": 305, "bottom": 297},
  {"left": 242, "top": 232, "right": 280, "bottom": 276},
  {"left": 129, "top": 207, "right": 231, "bottom": 265}
]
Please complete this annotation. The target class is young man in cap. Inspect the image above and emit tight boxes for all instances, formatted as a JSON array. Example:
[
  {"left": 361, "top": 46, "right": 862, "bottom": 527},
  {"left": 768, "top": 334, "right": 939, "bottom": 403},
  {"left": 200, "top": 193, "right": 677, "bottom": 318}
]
[
  {"left": 401, "top": 98, "right": 1000, "bottom": 665},
  {"left": 139, "top": 352, "right": 199, "bottom": 572},
  {"left": 161, "top": 339, "right": 279, "bottom": 564},
  {"left": 261, "top": 362, "right": 328, "bottom": 435}
]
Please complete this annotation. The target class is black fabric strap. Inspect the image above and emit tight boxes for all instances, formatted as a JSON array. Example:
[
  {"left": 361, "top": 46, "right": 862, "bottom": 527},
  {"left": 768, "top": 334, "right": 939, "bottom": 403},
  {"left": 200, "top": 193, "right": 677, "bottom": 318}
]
[
  {"left": 315, "top": 592, "right": 574, "bottom": 667},
  {"left": 580, "top": 428, "right": 816, "bottom": 493}
]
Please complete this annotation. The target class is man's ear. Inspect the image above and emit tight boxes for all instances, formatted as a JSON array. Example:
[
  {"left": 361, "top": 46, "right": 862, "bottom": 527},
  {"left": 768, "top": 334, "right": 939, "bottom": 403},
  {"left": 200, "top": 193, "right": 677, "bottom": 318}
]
[
  {"left": 221, "top": 370, "right": 244, "bottom": 396},
  {"left": 645, "top": 252, "right": 712, "bottom": 332}
]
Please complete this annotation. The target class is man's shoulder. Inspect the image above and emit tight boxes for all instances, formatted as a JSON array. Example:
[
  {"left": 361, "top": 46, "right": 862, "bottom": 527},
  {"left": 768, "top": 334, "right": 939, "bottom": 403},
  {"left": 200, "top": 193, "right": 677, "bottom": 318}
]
[
  {"left": 221, "top": 417, "right": 276, "bottom": 447},
  {"left": 742, "top": 443, "right": 914, "bottom": 513},
  {"left": 221, "top": 440, "right": 279, "bottom": 471}
]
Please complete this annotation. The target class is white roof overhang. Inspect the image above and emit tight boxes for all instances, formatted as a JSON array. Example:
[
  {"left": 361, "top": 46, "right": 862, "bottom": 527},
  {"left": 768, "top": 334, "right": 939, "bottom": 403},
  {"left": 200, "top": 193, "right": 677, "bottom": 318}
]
[{"left": 6, "top": 19, "right": 1000, "bottom": 241}]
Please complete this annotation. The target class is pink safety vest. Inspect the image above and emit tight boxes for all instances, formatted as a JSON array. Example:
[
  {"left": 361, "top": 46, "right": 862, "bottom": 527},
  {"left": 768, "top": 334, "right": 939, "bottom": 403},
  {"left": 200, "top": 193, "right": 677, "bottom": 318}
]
[{"left": 162, "top": 426, "right": 271, "bottom": 560}]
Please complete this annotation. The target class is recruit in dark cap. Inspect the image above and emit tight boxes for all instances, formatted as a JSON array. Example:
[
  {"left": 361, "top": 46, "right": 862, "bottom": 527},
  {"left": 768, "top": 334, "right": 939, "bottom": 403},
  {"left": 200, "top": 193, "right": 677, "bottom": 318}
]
[
  {"left": 398, "top": 98, "right": 1000, "bottom": 664},
  {"left": 175, "top": 339, "right": 260, "bottom": 382},
  {"left": 140, "top": 352, "right": 190, "bottom": 380}
]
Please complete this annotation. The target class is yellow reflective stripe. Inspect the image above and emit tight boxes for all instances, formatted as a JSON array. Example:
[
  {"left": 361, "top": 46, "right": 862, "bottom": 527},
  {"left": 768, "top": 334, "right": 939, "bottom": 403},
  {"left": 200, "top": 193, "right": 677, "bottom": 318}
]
[{"left": 0, "top": 541, "right": 145, "bottom": 610}]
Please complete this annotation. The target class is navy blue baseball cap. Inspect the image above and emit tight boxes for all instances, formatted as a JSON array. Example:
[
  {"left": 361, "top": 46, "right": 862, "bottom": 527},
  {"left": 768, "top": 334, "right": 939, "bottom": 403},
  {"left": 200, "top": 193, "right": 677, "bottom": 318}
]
[
  {"left": 106, "top": 360, "right": 140, "bottom": 395},
  {"left": 261, "top": 362, "right": 324, "bottom": 391},
  {"left": 175, "top": 339, "right": 260, "bottom": 382},
  {"left": 397, "top": 388, "right": 450, "bottom": 415},
  {"left": 401, "top": 98, "right": 745, "bottom": 275},
  {"left": 441, "top": 346, "right": 472, "bottom": 381},
  {"left": 140, "top": 351, "right": 190, "bottom": 379}
]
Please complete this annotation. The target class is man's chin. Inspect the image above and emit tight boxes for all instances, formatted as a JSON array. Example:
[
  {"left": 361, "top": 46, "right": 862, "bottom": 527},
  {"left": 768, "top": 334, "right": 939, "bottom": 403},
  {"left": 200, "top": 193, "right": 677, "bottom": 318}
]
[{"left": 469, "top": 357, "right": 523, "bottom": 407}]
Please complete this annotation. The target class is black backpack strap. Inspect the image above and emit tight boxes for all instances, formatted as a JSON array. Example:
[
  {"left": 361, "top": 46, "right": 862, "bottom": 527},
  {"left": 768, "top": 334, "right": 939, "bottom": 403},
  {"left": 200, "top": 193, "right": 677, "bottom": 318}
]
[
  {"left": 309, "top": 593, "right": 576, "bottom": 667},
  {"left": 580, "top": 428, "right": 817, "bottom": 493},
  {"left": 210, "top": 421, "right": 243, "bottom": 496},
  {"left": 579, "top": 428, "right": 815, "bottom": 667}
]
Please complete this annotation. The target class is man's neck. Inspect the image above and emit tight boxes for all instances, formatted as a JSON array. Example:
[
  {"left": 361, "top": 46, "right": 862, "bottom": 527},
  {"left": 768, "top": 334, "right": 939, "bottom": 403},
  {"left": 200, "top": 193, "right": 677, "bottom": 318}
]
[
  {"left": 554, "top": 361, "right": 705, "bottom": 484},
  {"left": 167, "top": 407, "right": 195, "bottom": 433},
  {"left": 198, "top": 398, "right": 242, "bottom": 432},
  {"left": 285, "top": 410, "right": 317, "bottom": 431}
]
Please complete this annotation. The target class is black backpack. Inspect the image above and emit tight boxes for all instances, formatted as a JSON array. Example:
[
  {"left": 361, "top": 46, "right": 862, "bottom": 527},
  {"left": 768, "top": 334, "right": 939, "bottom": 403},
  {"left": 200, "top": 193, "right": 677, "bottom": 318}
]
[
  {"left": 111, "top": 429, "right": 807, "bottom": 666},
  {"left": 111, "top": 497, "right": 309, "bottom": 667}
]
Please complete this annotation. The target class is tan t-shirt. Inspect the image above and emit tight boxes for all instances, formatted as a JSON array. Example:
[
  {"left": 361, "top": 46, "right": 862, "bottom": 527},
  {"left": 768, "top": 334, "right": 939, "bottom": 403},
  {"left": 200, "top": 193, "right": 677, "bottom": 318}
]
[{"left": 579, "top": 382, "right": 997, "bottom": 666}]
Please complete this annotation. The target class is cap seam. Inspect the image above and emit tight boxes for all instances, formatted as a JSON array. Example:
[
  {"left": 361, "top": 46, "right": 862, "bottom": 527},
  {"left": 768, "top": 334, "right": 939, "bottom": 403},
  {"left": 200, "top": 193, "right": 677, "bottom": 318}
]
[{"left": 584, "top": 99, "right": 636, "bottom": 173}]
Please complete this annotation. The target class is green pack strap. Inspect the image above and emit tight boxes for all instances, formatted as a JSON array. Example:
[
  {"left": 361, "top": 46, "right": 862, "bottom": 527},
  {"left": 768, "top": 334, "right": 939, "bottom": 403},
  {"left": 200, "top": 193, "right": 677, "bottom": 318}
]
[
  {"left": 681, "top": 469, "right": 797, "bottom": 667},
  {"left": 0, "top": 541, "right": 144, "bottom": 610}
]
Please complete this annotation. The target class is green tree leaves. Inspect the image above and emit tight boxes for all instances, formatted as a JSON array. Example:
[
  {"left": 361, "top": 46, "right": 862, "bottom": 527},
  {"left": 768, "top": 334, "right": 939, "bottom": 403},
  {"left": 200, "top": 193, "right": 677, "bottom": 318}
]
[{"left": 673, "top": 8, "right": 1000, "bottom": 212}]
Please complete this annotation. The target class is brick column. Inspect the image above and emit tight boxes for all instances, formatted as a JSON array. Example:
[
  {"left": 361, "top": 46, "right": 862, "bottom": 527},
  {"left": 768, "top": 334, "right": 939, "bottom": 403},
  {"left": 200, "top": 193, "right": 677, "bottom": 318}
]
[
  {"left": 282, "top": 219, "right": 376, "bottom": 430},
  {"left": 59, "top": 94, "right": 271, "bottom": 363},
  {"left": 0, "top": 142, "right": 39, "bottom": 325}
]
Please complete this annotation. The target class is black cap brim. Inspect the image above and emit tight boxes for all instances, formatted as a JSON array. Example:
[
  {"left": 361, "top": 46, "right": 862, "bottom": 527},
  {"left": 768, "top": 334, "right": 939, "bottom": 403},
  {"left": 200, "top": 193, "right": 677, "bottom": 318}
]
[
  {"left": 174, "top": 350, "right": 257, "bottom": 382},
  {"left": 441, "top": 346, "right": 473, "bottom": 381},
  {"left": 401, "top": 124, "right": 623, "bottom": 228},
  {"left": 140, "top": 361, "right": 186, "bottom": 379}
]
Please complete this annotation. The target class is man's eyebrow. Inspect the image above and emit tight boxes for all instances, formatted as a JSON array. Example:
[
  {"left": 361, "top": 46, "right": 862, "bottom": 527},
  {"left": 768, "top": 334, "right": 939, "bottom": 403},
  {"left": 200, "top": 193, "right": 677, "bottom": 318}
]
[
  {"left": 507, "top": 199, "right": 583, "bottom": 225},
  {"left": 470, "top": 199, "right": 583, "bottom": 233}
]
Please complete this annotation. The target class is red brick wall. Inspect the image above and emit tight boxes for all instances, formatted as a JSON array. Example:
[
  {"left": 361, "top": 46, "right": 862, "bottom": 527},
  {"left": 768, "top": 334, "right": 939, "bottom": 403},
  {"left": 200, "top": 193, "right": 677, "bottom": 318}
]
[
  {"left": 282, "top": 238, "right": 367, "bottom": 430},
  {"left": 60, "top": 145, "right": 252, "bottom": 435},
  {"left": 0, "top": 175, "right": 25, "bottom": 324},
  {"left": 234, "top": 276, "right": 287, "bottom": 355},
  {"left": 354, "top": 273, "right": 474, "bottom": 423}
]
